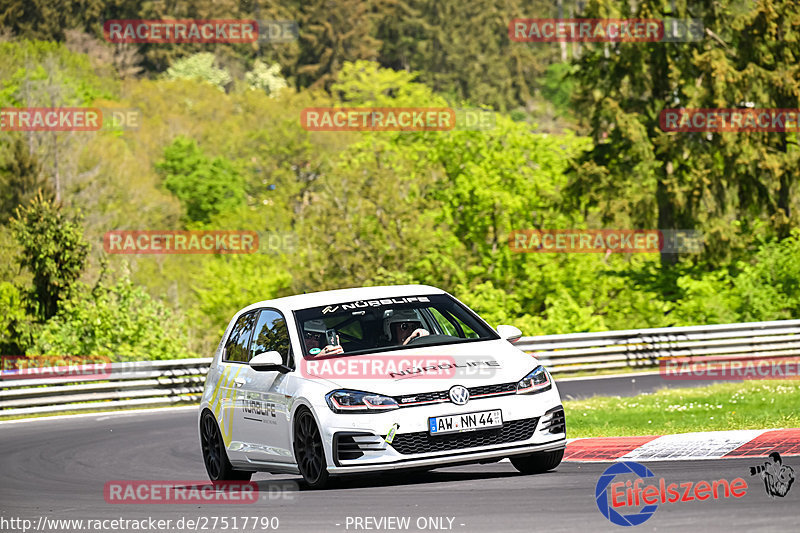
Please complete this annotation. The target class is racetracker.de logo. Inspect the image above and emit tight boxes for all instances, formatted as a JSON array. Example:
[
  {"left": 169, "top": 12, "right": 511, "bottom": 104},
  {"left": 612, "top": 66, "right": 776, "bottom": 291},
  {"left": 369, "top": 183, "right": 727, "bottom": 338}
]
[
  {"left": 103, "top": 231, "right": 258, "bottom": 254},
  {"left": 660, "top": 108, "right": 800, "bottom": 132},
  {"left": 0, "top": 355, "right": 113, "bottom": 381},
  {"left": 1, "top": 108, "right": 102, "bottom": 131},
  {"left": 300, "top": 356, "right": 500, "bottom": 380},
  {"left": 103, "top": 20, "right": 258, "bottom": 43},
  {"left": 595, "top": 461, "right": 747, "bottom": 526},
  {"left": 104, "top": 481, "right": 258, "bottom": 504},
  {"left": 301, "top": 107, "right": 456, "bottom": 132},
  {"left": 661, "top": 357, "right": 800, "bottom": 380},
  {"left": 508, "top": 229, "right": 703, "bottom": 253},
  {"left": 510, "top": 18, "right": 664, "bottom": 42}
]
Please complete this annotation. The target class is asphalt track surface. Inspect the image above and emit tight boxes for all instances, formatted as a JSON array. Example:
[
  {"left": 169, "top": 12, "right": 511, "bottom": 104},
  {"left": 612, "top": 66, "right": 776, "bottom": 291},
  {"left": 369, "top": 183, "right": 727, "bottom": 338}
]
[
  {"left": 556, "top": 372, "right": 742, "bottom": 400},
  {"left": 2, "top": 405, "right": 797, "bottom": 533}
]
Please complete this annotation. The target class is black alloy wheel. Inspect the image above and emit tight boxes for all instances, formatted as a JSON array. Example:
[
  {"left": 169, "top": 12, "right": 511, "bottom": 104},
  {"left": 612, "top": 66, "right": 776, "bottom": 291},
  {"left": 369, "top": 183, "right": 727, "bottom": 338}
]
[
  {"left": 293, "top": 408, "right": 331, "bottom": 489},
  {"left": 200, "top": 410, "right": 252, "bottom": 481}
]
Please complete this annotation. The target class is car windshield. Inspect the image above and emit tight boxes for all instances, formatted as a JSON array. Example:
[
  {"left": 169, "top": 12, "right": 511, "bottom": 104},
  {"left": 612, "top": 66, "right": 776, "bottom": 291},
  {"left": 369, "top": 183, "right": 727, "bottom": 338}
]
[{"left": 294, "top": 294, "right": 498, "bottom": 357}]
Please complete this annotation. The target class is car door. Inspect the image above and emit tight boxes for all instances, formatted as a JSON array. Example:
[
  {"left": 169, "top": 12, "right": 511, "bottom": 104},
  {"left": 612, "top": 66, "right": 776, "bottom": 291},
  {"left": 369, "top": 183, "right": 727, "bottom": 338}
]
[
  {"left": 238, "top": 308, "right": 295, "bottom": 463},
  {"left": 217, "top": 310, "right": 257, "bottom": 462}
]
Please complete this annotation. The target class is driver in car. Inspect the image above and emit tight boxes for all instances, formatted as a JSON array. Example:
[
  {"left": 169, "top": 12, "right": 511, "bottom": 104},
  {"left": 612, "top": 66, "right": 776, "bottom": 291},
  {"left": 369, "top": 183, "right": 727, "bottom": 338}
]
[
  {"left": 383, "top": 309, "right": 430, "bottom": 345},
  {"left": 303, "top": 319, "right": 344, "bottom": 356}
]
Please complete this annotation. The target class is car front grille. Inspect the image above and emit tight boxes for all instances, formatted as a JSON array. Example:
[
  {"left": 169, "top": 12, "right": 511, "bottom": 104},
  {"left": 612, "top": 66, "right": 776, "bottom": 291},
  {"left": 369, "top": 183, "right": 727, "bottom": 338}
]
[
  {"left": 540, "top": 406, "right": 566, "bottom": 434},
  {"left": 333, "top": 432, "right": 386, "bottom": 464},
  {"left": 385, "top": 417, "right": 539, "bottom": 455},
  {"left": 469, "top": 382, "right": 517, "bottom": 397},
  {"left": 394, "top": 382, "right": 518, "bottom": 407}
]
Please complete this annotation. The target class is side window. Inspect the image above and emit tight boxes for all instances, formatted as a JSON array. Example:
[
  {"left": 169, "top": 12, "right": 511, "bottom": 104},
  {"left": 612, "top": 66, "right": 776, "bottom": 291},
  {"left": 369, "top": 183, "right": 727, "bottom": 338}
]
[
  {"left": 225, "top": 312, "right": 257, "bottom": 363},
  {"left": 429, "top": 308, "right": 479, "bottom": 339},
  {"left": 453, "top": 316, "right": 479, "bottom": 338},
  {"left": 251, "top": 309, "right": 293, "bottom": 367},
  {"left": 430, "top": 308, "right": 458, "bottom": 336}
]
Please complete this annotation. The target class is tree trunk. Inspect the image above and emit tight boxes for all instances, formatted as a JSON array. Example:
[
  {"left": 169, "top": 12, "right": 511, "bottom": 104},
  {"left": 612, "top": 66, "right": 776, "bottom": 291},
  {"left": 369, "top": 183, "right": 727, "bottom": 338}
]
[{"left": 656, "top": 171, "right": 677, "bottom": 268}]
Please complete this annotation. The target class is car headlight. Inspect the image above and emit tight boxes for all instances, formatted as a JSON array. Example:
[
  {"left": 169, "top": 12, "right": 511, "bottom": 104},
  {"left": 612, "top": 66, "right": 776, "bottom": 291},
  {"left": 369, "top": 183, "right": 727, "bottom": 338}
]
[
  {"left": 516, "top": 365, "right": 551, "bottom": 394},
  {"left": 326, "top": 389, "right": 400, "bottom": 413}
]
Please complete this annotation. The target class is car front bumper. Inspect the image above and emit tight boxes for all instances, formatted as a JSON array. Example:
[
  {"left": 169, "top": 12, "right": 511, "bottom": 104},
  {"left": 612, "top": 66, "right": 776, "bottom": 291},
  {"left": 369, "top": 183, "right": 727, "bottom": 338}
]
[{"left": 314, "top": 385, "right": 566, "bottom": 475}]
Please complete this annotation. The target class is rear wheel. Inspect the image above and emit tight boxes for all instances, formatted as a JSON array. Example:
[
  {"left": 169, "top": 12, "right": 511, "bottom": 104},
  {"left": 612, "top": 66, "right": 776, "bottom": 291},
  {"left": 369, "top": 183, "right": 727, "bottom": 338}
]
[
  {"left": 510, "top": 448, "right": 564, "bottom": 474},
  {"left": 293, "top": 408, "right": 331, "bottom": 489},
  {"left": 200, "top": 411, "right": 252, "bottom": 482}
]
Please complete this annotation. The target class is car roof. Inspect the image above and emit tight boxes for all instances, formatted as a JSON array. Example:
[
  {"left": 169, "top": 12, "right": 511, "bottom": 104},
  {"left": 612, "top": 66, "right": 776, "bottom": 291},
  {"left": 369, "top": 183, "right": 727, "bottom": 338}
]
[{"left": 240, "top": 284, "right": 447, "bottom": 314}]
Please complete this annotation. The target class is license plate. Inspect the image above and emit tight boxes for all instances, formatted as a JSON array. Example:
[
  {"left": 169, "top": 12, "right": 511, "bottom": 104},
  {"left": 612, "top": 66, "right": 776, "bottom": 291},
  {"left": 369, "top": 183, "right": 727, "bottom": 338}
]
[{"left": 429, "top": 409, "right": 503, "bottom": 435}]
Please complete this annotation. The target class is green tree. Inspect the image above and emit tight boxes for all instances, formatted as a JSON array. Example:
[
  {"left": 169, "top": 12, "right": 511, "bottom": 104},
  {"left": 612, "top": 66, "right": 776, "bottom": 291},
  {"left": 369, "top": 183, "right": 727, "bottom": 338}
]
[
  {"left": 568, "top": 0, "right": 800, "bottom": 271},
  {"left": 291, "top": 0, "right": 380, "bottom": 90},
  {"left": 156, "top": 136, "right": 247, "bottom": 224},
  {"left": 244, "top": 60, "right": 288, "bottom": 96},
  {"left": 164, "top": 53, "right": 232, "bottom": 90},
  {"left": 0, "top": 137, "right": 52, "bottom": 223},
  {"left": 10, "top": 191, "right": 89, "bottom": 321},
  {"left": 0, "top": 281, "right": 36, "bottom": 355},
  {"left": 30, "top": 271, "right": 194, "bottom": 361}
]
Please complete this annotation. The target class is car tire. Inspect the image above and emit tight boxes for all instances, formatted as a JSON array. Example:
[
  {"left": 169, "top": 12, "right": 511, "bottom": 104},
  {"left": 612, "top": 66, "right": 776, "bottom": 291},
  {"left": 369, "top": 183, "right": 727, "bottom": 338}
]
[
  {"left": 200, "top": 410, "right": 253, "bottom": 482},
  {"left": 292, "top": 408, "right": 331, "bottom": 489},
  {"left": 510, "top": 448, "right": 564, "bottom": 474}
]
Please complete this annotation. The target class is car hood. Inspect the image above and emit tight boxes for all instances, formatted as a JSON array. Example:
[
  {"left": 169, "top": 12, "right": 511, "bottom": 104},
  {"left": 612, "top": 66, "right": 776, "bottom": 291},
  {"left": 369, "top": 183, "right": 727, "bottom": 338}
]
[{"left": 300, "top": 339, "right": 539, "bottom": 396}]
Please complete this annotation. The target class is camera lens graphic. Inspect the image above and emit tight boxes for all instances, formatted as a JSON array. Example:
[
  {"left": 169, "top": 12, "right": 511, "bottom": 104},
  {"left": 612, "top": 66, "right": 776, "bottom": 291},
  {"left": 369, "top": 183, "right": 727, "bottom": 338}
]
[{"left": 595, "top": 461, "right": 659, "bottom": 526}]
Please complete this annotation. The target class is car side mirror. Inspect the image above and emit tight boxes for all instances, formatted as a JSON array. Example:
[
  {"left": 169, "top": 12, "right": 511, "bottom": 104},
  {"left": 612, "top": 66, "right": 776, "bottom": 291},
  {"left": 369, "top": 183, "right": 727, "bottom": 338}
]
[
  {"left": 496, "top": 324, "right": 522, "bottom": 344},
  {"left": 250, "top": 350, "right": 290, "bottom": 373}
]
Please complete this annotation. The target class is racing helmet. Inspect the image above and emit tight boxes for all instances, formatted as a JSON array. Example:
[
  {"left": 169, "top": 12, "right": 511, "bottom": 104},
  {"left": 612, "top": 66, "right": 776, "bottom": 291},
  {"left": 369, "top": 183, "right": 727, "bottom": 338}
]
[
  {"left": 303, "top": 319, "right": 327, "bottom": 349},
  {"left": 383, "top": 309, "right": 425, "bottom": 343}
]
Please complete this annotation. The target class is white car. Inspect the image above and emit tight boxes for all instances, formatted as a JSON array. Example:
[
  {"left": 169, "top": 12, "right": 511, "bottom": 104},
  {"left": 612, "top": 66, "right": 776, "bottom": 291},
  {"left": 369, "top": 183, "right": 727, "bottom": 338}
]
[{"left": 199, "top": 285, "right": 566, "bottom": 489}]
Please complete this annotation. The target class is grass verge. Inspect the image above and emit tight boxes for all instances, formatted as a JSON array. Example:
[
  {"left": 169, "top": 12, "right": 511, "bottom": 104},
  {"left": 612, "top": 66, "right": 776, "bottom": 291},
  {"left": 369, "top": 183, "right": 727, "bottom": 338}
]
[{"left": 564, "top": 380, "right": 800, "bottom": 438}]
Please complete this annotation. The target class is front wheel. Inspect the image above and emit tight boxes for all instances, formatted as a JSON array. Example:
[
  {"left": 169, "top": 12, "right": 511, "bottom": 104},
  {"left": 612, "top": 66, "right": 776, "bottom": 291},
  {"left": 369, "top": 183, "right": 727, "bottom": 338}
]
[
  {"left": 510, "top": 448, "right": 564, "bottom": 474},
  {"left": 200, "top": 411, "right": 252, "bottom": 482},
  {"left": 292, "top": 408, "right": 331, "bottom": 489}
]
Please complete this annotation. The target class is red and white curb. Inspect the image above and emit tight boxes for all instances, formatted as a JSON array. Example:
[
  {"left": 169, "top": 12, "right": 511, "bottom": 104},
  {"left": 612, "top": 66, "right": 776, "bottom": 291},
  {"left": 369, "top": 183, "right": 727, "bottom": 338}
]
[{"left": 564, "top": 428, "right": 800, "bottom": 462}]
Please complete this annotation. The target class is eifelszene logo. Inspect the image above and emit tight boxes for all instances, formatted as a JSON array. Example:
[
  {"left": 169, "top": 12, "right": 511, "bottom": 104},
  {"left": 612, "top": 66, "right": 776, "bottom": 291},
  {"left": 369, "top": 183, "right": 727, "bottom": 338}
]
[{"left": 595, "top": 461, "right": 748, "bottom": 526}]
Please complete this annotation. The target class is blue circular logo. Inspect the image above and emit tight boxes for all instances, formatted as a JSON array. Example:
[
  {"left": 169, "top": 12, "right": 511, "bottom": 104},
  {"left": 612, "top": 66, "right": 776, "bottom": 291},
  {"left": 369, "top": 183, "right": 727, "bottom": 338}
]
[
  {"left": 595, "top": 461, "right": 658, "bottom": 526},
  {"left": 308, "top": 348, "right": 321, "bottom": 355}
]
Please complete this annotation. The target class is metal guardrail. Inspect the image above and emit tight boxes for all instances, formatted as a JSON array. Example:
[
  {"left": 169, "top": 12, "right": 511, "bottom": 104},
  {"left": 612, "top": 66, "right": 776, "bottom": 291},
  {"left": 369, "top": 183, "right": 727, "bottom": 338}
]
[
  {"left": 3, "top": 319, "right": 800, "bottom": 417},
  {"left": 0, "top": 358, "right": 212, "bottom": 417},
  {"left": 517, "top": 319, "right": 800, "bottom": 374}
]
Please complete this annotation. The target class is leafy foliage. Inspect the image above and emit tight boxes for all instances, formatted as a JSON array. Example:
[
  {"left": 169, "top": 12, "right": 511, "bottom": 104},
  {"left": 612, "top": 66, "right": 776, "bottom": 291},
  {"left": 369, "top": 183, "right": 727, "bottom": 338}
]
[
  {"left": 156, "top": 137, "right": 246, "bottom": 225},
  {"left": 245, "top": 60, "right": 288, "bottom": 96},
  {"left": 1, "top": 7, "right": 800, "bottom": 362},
  {"left": 164, "top": 53, "right": 232, "bottom": 90},
  {"left": 10, "top": 191, "right": 89, "bottom": 321},
  {"left": 30, "top": 271, "right": 192, "bottom": 361}
]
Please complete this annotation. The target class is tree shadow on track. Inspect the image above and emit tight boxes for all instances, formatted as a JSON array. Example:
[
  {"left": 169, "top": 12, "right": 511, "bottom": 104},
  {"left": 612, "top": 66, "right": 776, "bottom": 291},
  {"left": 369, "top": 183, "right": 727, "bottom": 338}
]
[{"left": 260, "top": 464, "right": 528, "bottom": 492}]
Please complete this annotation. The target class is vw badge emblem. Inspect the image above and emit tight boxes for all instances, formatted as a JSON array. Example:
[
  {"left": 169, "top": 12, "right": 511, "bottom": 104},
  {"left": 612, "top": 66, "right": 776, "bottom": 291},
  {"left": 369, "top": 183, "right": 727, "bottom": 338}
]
[{"left": 449, "top": 385, "right": 470, "bottom": 405}]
